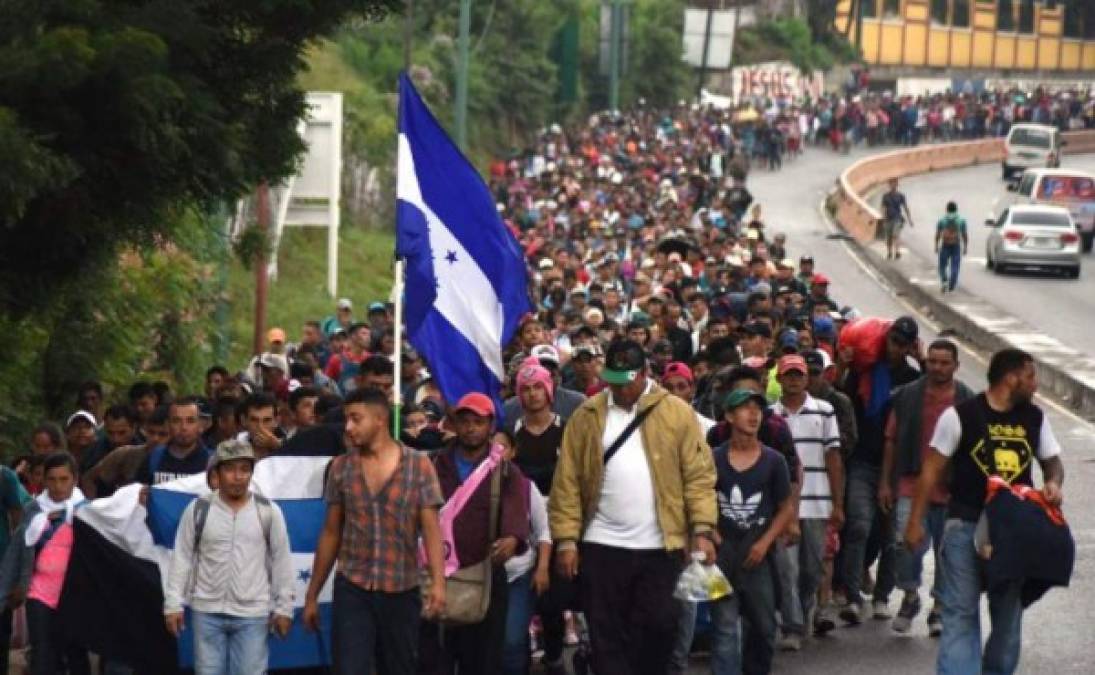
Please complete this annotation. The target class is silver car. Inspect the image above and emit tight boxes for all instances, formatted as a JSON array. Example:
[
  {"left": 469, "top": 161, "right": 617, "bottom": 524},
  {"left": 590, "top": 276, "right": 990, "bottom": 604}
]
[{"left": 985, "top": 205, "right": 1081, "bottom": 278}]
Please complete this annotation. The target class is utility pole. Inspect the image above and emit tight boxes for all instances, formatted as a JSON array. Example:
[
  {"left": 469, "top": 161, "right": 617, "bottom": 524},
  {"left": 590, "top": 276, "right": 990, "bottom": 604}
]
[
  {"left": 608, "top": 0, "right": 622, "bottom": 112},
  {"left": 697, "top": 1, "right": 715, "bottom": 101},
  {"left": 455, "top": 0, "right": 472, "bottom": 149},
  {"left": 252, "top": 182, "right": 270, "bottom": 357}
]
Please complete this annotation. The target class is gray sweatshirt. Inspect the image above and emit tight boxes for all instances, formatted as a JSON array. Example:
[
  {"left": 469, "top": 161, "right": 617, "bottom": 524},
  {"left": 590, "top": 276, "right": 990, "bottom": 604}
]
[{"left": 164, "top": 493, "right": 294, "bottom": 619}]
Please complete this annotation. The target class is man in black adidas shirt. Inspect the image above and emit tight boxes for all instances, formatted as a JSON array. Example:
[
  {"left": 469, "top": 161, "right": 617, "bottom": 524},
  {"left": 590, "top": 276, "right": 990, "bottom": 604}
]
[
  {"left": 136, "top": 396, "right": 213, "bottom": 486},
  {"left": 906, "top": 348, "right": 1064, "bottom": 675}
]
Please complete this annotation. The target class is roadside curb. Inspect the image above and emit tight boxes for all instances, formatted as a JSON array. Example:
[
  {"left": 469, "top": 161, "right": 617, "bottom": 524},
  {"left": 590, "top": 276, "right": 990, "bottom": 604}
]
[{"left": 824, "top": 187, "right": 1095, "bottom": 421}]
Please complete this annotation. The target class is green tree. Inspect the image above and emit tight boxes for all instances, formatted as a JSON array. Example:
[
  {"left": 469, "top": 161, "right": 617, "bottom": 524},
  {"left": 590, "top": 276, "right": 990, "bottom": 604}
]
[{"left": 0, "top": 0, "right": 399, "bottom": 315}]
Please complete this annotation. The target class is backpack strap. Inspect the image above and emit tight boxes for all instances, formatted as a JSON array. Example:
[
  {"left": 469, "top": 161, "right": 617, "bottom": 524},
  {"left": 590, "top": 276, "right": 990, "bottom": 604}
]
[
  {"left": 252, "top": 493, "right": 274, "bottom": 547},
  {"left": 192, "top": 494, "right": 215, "bottom": 554}
]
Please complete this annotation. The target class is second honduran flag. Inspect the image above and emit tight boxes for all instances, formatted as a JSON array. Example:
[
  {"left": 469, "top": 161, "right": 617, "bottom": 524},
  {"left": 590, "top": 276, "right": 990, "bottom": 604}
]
[{"left": 57, "top": 456, "right": 334, "bottom": 672}]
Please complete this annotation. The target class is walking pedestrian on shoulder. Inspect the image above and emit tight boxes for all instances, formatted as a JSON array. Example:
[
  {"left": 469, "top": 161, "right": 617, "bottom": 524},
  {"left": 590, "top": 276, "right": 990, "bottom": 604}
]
[{"left": 935, "top": 201, "right": 968, "bottom": 293}]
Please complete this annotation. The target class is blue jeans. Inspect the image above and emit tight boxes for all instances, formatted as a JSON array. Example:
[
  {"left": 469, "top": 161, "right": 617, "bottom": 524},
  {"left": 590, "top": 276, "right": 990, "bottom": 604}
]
[
  {"left": 502, "top": 572, "right": 533, "bottom": 675},
  {"left": 790, "top": 519, "right": 827, "bottom": 621},
  {"left": 710, "top": 557, "right": 777, "bottom": 675},
  {"left": 938, "top": 519, "right": 1024, "bottom": 675},
  {"left": 938, "top": 244, "right": 961, "bottom": 290},
  {"left": 894, "top": 496, "right": 946, "bottom": 599},
  {"left": 191, "top": 611, "right": 268, "bottom": 675},
  {"left": 669, "top": 599, "right": 697, "bottom": 674},
  {"left": 841, "top": 462, "right": 895, "bottom": 604},
  {"left": 772, "top": 539, "right": 804, "bottom": 636}
]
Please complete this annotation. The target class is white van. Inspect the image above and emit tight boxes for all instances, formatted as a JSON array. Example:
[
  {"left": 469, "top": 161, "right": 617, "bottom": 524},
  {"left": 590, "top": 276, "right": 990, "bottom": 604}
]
[
  {"left": 1005, "top": 168, "right": 1095, "bottom": 252},
  {"left": 1002, "top": 123, "right": 1062, "bottom": 179}
]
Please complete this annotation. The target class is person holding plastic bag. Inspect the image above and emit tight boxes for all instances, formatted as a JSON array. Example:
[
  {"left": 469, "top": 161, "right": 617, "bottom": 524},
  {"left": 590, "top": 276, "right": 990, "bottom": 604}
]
[{"left": 708, "top": 389, "right": 796, "bottom": 675}]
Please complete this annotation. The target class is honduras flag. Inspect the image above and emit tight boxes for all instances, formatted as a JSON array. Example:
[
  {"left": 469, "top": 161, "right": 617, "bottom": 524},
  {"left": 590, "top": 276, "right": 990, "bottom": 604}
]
[
  {"left": 57, "top": 456, "right": 334, "bottom": 672},
  {"left": 395, "top": 72, "right": 532, "bottom": 406}
]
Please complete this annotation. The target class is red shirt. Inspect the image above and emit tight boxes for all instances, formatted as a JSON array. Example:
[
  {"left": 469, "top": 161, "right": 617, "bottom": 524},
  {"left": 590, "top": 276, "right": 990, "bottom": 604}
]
[{"left": 888, "top": 383, "right": 955, "bottom": 504}]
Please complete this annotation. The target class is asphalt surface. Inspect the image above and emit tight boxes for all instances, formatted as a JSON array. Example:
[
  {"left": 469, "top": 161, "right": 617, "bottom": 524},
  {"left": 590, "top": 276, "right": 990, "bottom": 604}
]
[
  {"left": 673, "top": 145, "right": 1095, "bottom": 675},
  {"left": 882, "top": 154, "right": 1095, "bottom": 359}
]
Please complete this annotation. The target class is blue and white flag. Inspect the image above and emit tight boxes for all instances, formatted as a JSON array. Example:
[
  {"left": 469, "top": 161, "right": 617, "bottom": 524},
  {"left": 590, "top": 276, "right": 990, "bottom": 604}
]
[
  {"left": 395, "top": 72, "right": 532, "bottom": 407},
  {"left": 58, "top": 456, "right": 334, "bottom": 671}
]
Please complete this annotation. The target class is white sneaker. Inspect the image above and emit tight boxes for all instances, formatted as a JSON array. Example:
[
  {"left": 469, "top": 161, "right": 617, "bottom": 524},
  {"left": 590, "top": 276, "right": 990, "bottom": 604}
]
[
  {"left": 777, "top": 634, "right": 802, "bottom": 651},
  {"left": 872, "top": 599, "right": 892, "bottom": 619}
]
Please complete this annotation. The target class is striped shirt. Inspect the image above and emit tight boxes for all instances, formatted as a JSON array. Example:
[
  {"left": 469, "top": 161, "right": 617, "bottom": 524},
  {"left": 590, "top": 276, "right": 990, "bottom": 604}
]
[{"left": 770, "top": 395, "right": 841, "bottom": 520}]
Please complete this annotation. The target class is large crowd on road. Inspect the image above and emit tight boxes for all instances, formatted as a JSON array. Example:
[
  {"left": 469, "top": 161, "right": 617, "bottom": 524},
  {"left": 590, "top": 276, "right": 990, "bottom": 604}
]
[{"left": 1, "top": 89, "right": 1075, "bottom": 675}]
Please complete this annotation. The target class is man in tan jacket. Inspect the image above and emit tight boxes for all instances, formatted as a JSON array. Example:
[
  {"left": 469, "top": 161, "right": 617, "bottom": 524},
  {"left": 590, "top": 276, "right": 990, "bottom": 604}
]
[{"left": 549, "top": 339, "right": 717, "bottom": 675}]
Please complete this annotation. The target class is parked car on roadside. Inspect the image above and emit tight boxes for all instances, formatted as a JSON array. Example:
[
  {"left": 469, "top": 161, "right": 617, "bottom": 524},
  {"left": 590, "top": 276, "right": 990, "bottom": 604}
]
[{"left": 985, "top": 204, "right": 1081, "bottom": 278}]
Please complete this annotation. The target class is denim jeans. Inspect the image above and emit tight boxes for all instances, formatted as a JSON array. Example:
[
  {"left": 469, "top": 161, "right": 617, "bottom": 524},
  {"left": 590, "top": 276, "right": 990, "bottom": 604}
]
[
  {"left": 669, "top": 599, "right": 698, "bottom": 674},
  {"left": 502, "top": 572, "right": 533, "bottom": 675},
  {"left": 710, "top": 557, "right": 777, "bottom": 675},
  {"left": 939, "top": 244, "right": 961, "bottom": 291},
  {"left": 191, "top": 611, "right": 268, "bottom": 675},
  {"left": 791, "top": 519, "right": 828, "bottom": 621},
  {"left": 938, "top": 519, "right": 1024, "bottom": 675},
  {"left": 332, "top": 575, "right": 421, "bottom": 675},
  {"left": 841, "top": 462, "right": 896, "bottom": 604},
  {"left": 772, "top": 539, "right": 804, "bottom": 636},
  {"left": 894, "top": 496, "right": 947, "bottom": 599}
]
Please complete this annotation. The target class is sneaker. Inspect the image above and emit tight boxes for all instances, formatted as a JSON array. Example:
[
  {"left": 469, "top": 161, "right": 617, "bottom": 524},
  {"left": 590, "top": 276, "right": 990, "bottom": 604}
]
[
  {"left": 814, "top": 606, "right": 837, "bottom": 635},
  {"left": 839, "top": 600, "right": 862, "bottom": 625},
  {"left": 872, "top": 599, "right": 893, "bottom": 619},
  {"left": 777, "top": 634, "right": 802, "bottom": 651},
  {"left": 564, "top": 612, "right": 579, "bottom": 646},
  {"left": 892, "top": 594, "right": 921, "bottom": 634},
  {"left": 927, "top": 609, "right": 943, "bottom": 637}
]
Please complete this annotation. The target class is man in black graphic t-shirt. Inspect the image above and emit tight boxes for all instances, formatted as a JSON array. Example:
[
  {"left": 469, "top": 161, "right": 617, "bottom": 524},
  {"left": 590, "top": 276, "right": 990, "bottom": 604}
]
[
  {"left": 906, "top": 349, "right": 1064, "bottom": 675},
  {"left": 136, "top": 397, "right": 213, "bottom": 486}
]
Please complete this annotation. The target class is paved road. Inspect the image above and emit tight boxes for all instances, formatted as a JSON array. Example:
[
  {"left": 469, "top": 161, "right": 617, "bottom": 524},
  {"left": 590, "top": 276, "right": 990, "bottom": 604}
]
[
  {"left": 685, "top": 146, "right": 1095, "bottom": 675},
  {"left": 879, "top": 155, "right": 1095, "bottom": 359}
]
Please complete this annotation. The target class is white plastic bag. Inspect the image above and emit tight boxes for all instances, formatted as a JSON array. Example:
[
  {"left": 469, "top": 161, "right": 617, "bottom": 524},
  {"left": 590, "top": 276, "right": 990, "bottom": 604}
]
[{"left": 673, "top": 552, "right": 732, "bottom": 603}]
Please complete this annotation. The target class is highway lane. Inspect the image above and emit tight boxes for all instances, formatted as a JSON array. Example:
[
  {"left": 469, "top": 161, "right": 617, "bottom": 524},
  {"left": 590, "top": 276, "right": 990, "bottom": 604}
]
[{"left": 880, "top": 154, "right": 1095, "bottom": 359}]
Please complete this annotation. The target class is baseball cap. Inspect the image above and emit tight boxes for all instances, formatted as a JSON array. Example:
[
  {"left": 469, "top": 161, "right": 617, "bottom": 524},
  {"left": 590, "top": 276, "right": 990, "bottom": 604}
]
[
  {"left": 65, "top": 410, "right": 97, "bottom": 429},
  {"left": 778, "top": 330, "right": 799, "bottom": 352},
  {"left": 889, "top": 316, "right": 919, "bottom": 345},
  {"left": 538, "top": 258, "right": 555, "bottom": 270},
  {"left": 267, "top": 327, "right": 287, "bottom": 344},
  {"left": 813, "top": 315, "right": 835, "bottom": 338},
  {"left": 800, "top": 255, "right": 814, "bottom": 264},
  {"left": 752, "top": 281, "right": 772, "bottom": 297},
  {"left": 742, "top": 321, "right": 772, "bottom": 339},
  {"left": 420, "top": 399, "right": 445, "bottom": 422},
  {"left": 651, "top": 339, "right": 673, "bottom": 355},
  {"left": 367, "top": 301, "right": 386, "bottom": 314},
  {"left": 451, "top": 392, "right": 495, "bottom": 418},
  {"left": 812, "top": 273, "right": 831, "bottom": 286},
  {"left": 777, "top": 354, "right": 808, "bottom": 376},
  {"left": 662, "top": 362, "right": 694, "bottom": 384},
  {"left": 258, "top": 352, "right": 288, "bottom": 373},
  {"left": 336, "top": 298, "right": 353, "bottom": 310},
  {"left": 601, "top": 340, "right": 647, "bottom": 385},
  {"left": 530, "top": 344, "right": 561, "bottom": 367},
  {"left": 804, "top": 349, "right": 833, "bottom": 373},
  {"left": 212, "top": 439, "right": 256, "bottom": 469},
  {"left": 723, "top": 389, "right": 768, "bottom": 411},
  {"left": 572, "top": 343, "right": 604, "bottom": 360}
]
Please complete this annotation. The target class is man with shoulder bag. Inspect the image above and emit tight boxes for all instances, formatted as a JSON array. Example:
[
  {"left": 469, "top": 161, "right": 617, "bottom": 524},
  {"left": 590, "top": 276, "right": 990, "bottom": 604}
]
[
  {"left": 549, "top": 340, "right": 717, "bottom": 675},
  {"left": 420, "top": 393, "right": 531, "bottom": 675}
]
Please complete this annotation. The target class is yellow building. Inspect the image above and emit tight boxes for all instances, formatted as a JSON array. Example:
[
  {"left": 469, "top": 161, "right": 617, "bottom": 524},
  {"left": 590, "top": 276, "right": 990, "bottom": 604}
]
[{"left": 835, "top": 0, "right": 1095, "bottom": 72}]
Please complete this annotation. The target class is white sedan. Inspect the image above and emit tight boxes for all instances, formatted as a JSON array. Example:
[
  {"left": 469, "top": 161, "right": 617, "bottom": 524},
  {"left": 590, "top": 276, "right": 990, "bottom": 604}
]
[{"left": 985, "top": 204, "right": 1081, "bottom": 278}]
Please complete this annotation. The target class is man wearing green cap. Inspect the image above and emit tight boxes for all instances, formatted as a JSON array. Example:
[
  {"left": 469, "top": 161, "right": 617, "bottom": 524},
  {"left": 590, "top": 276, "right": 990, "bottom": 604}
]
[
  {"left": 707, "top": 389, "right": 795, "bottom": 675},
  {"left": 549, "top": 339, "right": 716, "bottom": 675}
]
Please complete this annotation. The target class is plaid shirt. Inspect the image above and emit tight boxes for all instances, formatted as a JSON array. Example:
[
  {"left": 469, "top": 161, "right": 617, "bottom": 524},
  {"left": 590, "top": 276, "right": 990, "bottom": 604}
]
[{"left": 325, "top": 445, "right": 443, "bottom": 592}]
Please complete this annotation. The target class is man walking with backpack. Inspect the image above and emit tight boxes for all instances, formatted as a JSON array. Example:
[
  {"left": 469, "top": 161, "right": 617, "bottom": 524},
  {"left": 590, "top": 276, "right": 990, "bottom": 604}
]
[
  {"left": 164, "top": 439, "right": 295, "bottom": 675},
  {"left": 935, "top": 201, "right": 968, "bottom": 293}
]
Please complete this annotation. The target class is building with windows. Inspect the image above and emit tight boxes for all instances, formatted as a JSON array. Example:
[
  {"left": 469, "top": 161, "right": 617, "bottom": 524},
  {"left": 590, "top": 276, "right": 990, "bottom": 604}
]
[{"left": 835, "top": 0, "right": 1095, "bottom": 72}]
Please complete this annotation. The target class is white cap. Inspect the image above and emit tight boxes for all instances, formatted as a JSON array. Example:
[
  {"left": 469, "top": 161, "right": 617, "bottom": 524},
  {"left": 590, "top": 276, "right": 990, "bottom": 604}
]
[
  {"left": 65, "top": 410, "right": 97, "bottom": 429},
  {"left": 336, "top": 298, "right": 353, "bottom": 310},
  {"left": 530, "top": 344, "right": 561, "bottom": 366},
  {"left": 258, "top": 352, "right": 288, "bottom": 373},
  {"left": 538, "top": 258, "right": 555, "bottom": 270}
]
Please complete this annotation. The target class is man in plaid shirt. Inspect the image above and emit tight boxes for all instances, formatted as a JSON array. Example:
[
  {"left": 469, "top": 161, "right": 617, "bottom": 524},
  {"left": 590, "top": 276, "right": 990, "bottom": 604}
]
[{"left": 303, "top": 387, "right": 447, "bottom": 675}]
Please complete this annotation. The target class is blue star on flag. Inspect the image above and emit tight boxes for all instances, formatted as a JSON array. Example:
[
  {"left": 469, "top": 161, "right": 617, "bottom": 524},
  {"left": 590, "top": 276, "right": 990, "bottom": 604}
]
[{"left": 444, "top": 250, "right": 458, "bottom": 264}]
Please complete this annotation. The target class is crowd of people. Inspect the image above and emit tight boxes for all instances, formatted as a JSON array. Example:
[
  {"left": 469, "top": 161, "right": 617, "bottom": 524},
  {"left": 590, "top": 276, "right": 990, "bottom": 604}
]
[
  {"left": 692, "top": 84, "right": 1095, "bottom": 164},
  {"left": 0, "top": 96, "right": 1071, "bottom": 675}
]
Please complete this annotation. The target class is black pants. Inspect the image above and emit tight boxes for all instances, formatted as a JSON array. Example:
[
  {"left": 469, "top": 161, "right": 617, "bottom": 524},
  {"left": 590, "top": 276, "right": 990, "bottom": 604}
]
[
  {"left": 0, "top": 607, "right": 10, "bottom": 675},
  {"left": 420, "top": 566, "right": 509, "bottom": 675},
  {"left": 27, "top": 599, "right": 90, "bottom": 675},
  {"left": 331, "top": 575, "right": 421, "bottom": 675},
  {"left": 580, "top": 543, "right": 683, "bottom": 675},
  {"left": 536, "top": 552, "right": 579, "bottom": 664}
]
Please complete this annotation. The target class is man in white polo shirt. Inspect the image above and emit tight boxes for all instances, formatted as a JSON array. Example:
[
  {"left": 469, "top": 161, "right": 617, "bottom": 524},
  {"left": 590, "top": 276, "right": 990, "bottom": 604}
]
[
  {"left": 770, "top": 353, "right": 845, "bottom": 640},
  {"left": 550, "top": 339, "right": 716, "bottom": 675}
]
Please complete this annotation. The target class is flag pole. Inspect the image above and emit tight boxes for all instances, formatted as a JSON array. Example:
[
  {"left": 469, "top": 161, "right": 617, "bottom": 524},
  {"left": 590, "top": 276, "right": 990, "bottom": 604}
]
[{"left": 391, "top": 258, "right": 406, "bottom": 439}]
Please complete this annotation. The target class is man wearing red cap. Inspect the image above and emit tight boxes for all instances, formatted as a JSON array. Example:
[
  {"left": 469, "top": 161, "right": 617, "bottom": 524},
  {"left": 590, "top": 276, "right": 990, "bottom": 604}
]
[
  {"left": 421, "top": 392, "right": 531, "bottom": 674},
  {"left": 661, "top": 361, "right": 715, "bottom": 435},
  {"left": 771, "top": 354, "right": 845, "bottom": 642}
]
